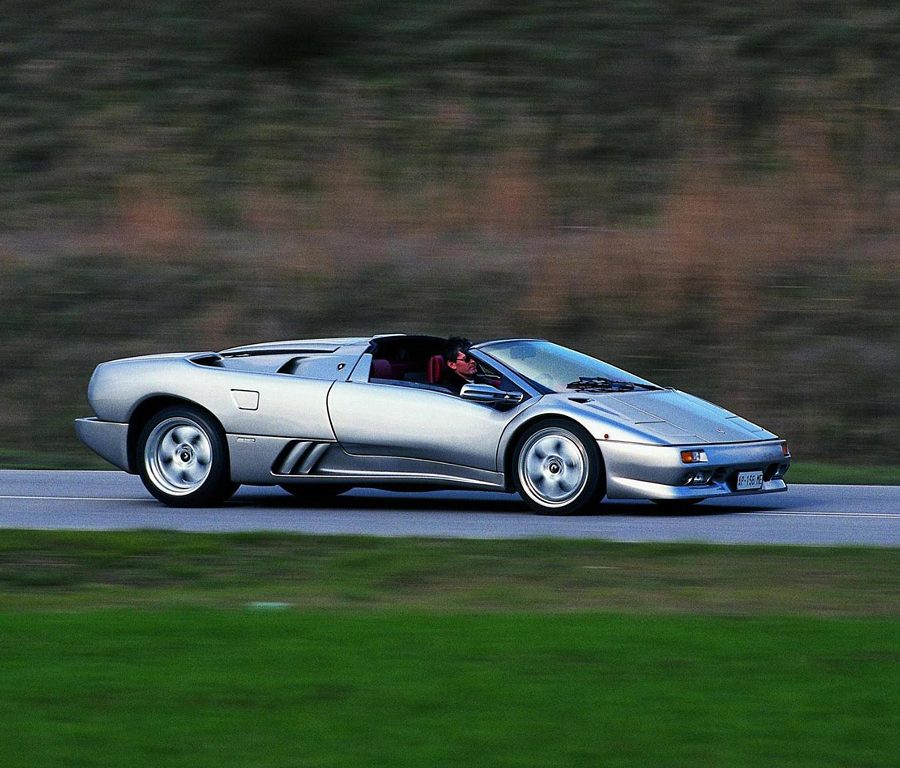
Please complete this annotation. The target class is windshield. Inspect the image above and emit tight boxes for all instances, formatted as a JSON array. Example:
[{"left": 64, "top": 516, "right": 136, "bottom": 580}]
[{"left": 480, "top": 340, "right": 658, "bottom": 393}]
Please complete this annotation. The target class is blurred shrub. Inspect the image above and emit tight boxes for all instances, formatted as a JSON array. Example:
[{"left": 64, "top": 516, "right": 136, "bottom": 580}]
[
  {"left": 233, "top": 1, "right": 358, "bottom": 69},
  {"left": 1, "top": 0, "right": 896, "bottom": 226}
]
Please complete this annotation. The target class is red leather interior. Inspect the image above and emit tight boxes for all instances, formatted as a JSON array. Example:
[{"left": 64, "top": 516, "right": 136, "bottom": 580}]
[{"left": 426, "top": 354, "right": 445, "bottom": 385}]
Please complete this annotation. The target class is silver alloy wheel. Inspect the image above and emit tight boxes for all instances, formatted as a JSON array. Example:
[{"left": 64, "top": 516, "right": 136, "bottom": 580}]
[
  {"left": 143, "top": 416, "right": 213, "bottom": 496},
  {"left": 517, "top": 427, "right": 588, "bottom": 508}
]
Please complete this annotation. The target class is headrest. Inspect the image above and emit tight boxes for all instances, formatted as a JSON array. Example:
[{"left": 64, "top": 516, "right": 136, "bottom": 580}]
[
  {"left": 371, "top": 358, "right": 394, "bottom": 379},
  {"left": 426, "top": 354, "right": 445, "bottom": 385}
]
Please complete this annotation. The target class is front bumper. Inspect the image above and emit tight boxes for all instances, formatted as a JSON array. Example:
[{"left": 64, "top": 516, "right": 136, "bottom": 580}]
[
  {"left": 75, "top": 417, "right": 131, "bottom": 471},
  {"left": 601, "top": 439, "right": 789, "bottom": 500}
]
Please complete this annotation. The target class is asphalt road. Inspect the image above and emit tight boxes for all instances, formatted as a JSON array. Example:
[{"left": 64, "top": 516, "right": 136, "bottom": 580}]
[{"left": 0, "top": 470, "right": 898, "bottom": 546}]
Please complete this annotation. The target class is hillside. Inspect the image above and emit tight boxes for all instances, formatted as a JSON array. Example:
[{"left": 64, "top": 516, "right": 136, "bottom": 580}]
[
  {"left": 0, "top": 0, "right": 898, "bottom": 464},
  {"left": 2, "top": 0, "right": 897, "bottom": 225}
]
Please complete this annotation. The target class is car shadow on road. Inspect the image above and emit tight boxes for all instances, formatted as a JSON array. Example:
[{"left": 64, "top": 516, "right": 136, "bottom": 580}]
[
  {"left": 601, "top": 501, "right": 773, "bottom": 517},
  {"left": 231, "top": 490, "right": 773, "bottom": 517},
  {"left": 231, "top": 492, "right": 526, "bottom": 514}
]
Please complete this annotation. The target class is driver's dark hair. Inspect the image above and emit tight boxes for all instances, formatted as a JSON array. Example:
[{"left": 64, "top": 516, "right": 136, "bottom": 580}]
[{"left": 442, "top": 336, "right": 472, "bottom": 364}]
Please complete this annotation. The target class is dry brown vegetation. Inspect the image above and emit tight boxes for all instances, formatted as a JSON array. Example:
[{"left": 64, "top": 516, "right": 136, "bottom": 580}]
[{"left": 1, "top": 109, "right": 897, "bottom": 465}]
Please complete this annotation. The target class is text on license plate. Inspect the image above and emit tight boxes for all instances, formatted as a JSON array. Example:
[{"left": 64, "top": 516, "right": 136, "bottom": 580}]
[{"left": 736, "top": 471, "right": 764, "bottom": 491}]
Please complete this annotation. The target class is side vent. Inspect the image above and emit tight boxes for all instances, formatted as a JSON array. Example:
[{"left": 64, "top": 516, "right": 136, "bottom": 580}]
[
  {"left": 189, "top": 353, "right": 224, "bottom": 367},
  {"left": 272, "top": 441, "right": 331, "bottom": 475}
]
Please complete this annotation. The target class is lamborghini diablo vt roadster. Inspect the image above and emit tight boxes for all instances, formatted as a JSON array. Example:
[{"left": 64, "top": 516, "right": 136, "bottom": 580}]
[{"left": 76, "top": 335, "right": 790, "bottom": 513}]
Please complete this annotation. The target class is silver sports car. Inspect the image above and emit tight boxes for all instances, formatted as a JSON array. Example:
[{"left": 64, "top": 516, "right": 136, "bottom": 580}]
[{"left": 75, "top": 334, "right": 790, "bottom": 513}]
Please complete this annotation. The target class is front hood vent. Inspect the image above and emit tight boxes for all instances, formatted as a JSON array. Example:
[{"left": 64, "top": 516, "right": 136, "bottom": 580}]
[{"left": 569, "top": 389, "right": 773, "bottom": 444}]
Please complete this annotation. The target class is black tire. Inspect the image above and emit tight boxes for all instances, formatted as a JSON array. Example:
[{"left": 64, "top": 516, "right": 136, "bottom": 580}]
[
  {"left": 137, "top": 405, "right": 237, "bottom": 507},
  {"left": 511, "top": 418, "right": 605, "bottom": 515},
  {"left": 279, "top": 483, "right": 352, "bottom": 503}
]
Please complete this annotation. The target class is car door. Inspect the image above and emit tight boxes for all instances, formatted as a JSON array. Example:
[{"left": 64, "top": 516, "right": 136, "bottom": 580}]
[{"left": 327, "top": 368, "right": 530, "bottom": 471}]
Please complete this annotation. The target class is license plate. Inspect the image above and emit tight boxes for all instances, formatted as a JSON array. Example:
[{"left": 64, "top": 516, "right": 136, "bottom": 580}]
[{"left": 736, "top": 470, "right": 764, "bottom": 491}]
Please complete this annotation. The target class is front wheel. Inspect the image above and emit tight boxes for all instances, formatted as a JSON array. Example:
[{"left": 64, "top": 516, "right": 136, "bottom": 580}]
[
  {"left": 512, "top": 419, "right": 605, "bottom": 515},
  {"left": 138, "top": 405, "right": 237, "bottom": 507}
]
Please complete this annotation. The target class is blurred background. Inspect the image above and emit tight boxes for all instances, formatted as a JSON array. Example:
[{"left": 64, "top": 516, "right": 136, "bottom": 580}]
[{"left": 0, "top": 0, "right": 897, "bottom": 467}]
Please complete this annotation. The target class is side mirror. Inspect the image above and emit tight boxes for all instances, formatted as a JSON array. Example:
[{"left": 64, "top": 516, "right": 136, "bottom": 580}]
[{"left": 460, "top": 383, "right": 524, "bottom": 405}]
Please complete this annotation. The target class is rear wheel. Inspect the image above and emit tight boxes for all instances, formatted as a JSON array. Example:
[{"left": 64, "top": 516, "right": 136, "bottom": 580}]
[
  {"left": 138, "top": 405, "right": 237, "bottom": 507},
  {"left": 512, "top": 419, "right": 605, "bottom": 515}
]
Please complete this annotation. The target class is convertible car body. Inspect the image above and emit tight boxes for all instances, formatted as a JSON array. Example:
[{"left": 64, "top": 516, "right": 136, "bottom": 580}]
[{"left": 76, "top": 334, "right": 790, "bottom": 513}]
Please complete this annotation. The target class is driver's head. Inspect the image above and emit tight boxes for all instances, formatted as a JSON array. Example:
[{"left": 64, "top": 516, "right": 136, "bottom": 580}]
[{"left": 443, "top": 337, "right": 476, "bottom": 379}]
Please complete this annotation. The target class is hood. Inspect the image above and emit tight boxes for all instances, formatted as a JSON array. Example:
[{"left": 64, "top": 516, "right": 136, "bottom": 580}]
[{"left": 563, "top": 389, "right": 775, "bottom": 444}]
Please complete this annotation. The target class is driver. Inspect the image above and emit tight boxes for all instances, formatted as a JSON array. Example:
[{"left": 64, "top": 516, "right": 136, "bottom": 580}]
[{"left": 441, "top": 337, "right": 478, "bottom": 395}]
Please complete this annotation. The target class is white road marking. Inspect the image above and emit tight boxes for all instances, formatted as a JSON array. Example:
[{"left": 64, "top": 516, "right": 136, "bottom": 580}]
[
  {"left": 739, "top": 511, "right": 900, "bottom": 519},
  {"left": 0, "top": 495, "right": 141, "bottom": 502}
]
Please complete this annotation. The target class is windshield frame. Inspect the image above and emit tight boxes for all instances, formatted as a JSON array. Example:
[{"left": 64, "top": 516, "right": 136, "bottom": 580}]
[{"left": 474, "top": 339, "right": 658, "bottom": 394}]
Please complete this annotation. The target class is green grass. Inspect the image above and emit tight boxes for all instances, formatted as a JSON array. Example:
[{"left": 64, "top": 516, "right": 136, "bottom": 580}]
[
  {"left": 1, "top": 531, "right": 898, "bottom": 615},
  {"left": 787, "top": 462, "right": 900, "bottom": 486},
  {"left": 0, "top": 531, "right": 897, "bottom": 766},
  {"left": 0, "top": 448, "right": 109, "bottom": 470},
  {"left": 0, "top": 610, "right": 897, "bottom": 768}
]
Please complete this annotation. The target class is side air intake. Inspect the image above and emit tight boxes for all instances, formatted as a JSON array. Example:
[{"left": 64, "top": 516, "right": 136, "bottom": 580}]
[{"left": 272, "top": 441, "right": 331, "bottom": 475}]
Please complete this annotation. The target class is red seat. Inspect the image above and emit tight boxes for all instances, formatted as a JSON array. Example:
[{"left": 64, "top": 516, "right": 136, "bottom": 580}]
[{"left": 426, "top": 354, "right": 446, "bottom": 385}]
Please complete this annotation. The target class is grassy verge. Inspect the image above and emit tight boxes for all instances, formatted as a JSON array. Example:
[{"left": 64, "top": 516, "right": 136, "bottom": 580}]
[
  {"left": 0, "top": 449, "right": 110, "bottom": 470},
  {"left": 1, "top": 531, "right": 898, "bottom": 615},
  {"left": 0, "top": 532, "right": 898, "bottom": 767},
  {"left": 786, "top": 462, "right": 900, "bottom": 486}
]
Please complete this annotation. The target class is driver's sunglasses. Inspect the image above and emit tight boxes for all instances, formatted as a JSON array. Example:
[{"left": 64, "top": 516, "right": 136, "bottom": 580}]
[{"left": 456, "top": 352, "right": 474, "bottom": 363}]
